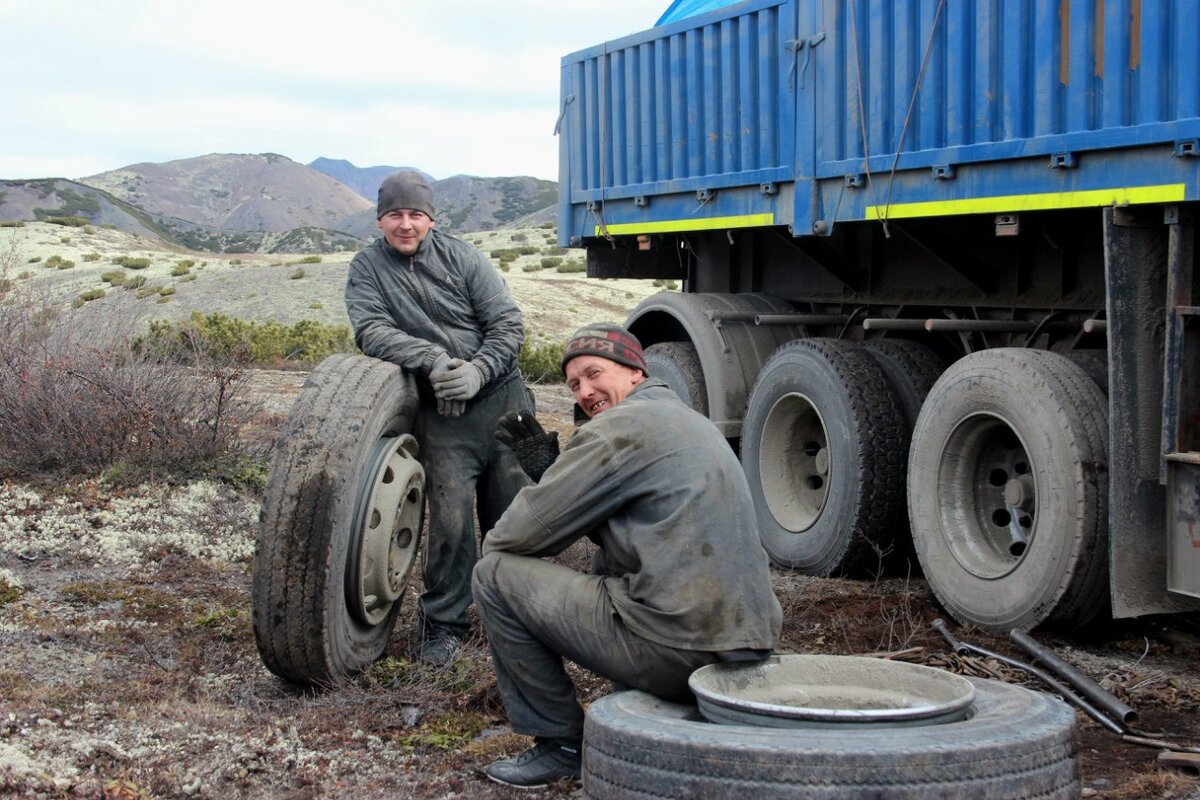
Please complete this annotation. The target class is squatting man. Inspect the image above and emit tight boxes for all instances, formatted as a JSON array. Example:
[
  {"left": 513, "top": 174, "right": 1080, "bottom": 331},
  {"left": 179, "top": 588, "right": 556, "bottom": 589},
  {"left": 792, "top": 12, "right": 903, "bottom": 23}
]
[{"left": 474, "top": 323, "right": 782, "bottom": 787}]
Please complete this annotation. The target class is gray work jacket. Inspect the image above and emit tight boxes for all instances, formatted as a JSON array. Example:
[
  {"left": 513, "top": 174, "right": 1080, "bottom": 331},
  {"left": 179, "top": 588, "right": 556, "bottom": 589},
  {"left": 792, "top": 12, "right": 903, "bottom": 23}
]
[
  {"left": 345, "top": 229, "right": 524, "bottom": 391},
  {"left": 483, "top": 379, "right": 782, "bottom": 652}
]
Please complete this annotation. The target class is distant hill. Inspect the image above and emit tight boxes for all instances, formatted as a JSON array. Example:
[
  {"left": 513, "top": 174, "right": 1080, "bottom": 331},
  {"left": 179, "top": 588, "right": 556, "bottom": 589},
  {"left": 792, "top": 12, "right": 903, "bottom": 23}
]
[
  {"left": 307, "top": 158, "right": 431, "bottom": 202},
  {"left": 1, "top": 154, "right": 559, "bottom": 253},
  {"left": 0, "top": 178, "right": 173, "bottom": 242}
]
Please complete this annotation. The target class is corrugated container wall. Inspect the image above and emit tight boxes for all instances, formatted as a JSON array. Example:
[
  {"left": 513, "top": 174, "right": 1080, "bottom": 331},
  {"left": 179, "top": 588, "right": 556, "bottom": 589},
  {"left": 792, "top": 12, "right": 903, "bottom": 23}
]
[{"left": 558, "top": 0, "right": 1200, "bottom": 244}]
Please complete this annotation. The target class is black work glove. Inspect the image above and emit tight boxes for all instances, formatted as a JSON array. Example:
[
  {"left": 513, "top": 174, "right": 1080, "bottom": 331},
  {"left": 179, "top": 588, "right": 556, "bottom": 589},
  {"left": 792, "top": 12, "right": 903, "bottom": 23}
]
[{"left": 495, "top": 410, "right": 559, "bottom": 482}]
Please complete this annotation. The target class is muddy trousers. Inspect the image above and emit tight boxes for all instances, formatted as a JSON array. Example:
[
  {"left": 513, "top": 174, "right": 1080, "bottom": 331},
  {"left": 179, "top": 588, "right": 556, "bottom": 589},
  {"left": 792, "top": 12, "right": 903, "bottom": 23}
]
[
  {"left": 414, "top": 378, "right": 530, "bottom": 633},
  {"left": 472, "top": 550, "right": 718, "bottom": 739}
]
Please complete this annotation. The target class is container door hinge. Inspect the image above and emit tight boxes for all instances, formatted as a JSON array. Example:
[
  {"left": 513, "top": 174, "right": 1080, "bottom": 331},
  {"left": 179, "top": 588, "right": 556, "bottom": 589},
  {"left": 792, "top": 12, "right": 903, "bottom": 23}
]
[
  {"left": 932, "top": 164, "right": 956, "bottom": 180},
  {"left": 1049, "top": 152, "right": 1077, "bottom": 169},
  {"left": 1174, "top": 139, "right": 1200, "bottom": 157},
  {"left": 844, "top": 174, "right": 865, "bottom": 188}
]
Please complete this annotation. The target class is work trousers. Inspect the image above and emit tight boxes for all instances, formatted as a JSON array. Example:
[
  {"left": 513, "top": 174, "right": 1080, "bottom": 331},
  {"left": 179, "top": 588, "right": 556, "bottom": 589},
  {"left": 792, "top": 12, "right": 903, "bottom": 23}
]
[
  {"left": 472, "top": 550, "right": 718, "bottom": 739},
  {"left": 414, "top": 377, "right": 530, "bottom": 632}
]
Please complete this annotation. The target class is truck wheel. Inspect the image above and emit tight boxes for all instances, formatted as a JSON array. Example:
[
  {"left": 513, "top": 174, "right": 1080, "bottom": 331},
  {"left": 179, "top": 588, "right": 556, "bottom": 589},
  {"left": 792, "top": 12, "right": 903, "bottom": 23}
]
[
  {"left": 582, "top": 680, "right": 1079, "bottom": 799},
  {"left": 252, "top": 354, "right": 424, "bottom": 686},
  {"left": 908, "top": 348, "right": 1108, "bottom": 631},
  {"left": 644, "top": 341, "right": 708, "bottom": 416},
  {"left": 863, "top": 339, "right": 946, "bottom": 430},
  {"left": 741, "top": 339, "right": 906, "bottom": 575}
]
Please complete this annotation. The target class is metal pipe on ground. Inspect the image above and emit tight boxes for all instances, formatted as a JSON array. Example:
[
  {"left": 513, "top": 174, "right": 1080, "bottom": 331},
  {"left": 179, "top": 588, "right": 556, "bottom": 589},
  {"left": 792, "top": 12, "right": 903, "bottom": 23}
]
[{"left": 1008, "top": 628, "right": 1139, "bottom": 727}]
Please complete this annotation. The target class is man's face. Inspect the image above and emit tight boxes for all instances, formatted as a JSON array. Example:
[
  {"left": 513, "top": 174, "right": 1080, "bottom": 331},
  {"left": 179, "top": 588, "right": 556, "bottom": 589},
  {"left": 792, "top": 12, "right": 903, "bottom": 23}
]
[
  {"left": 565, "top": 355, "right": 645, "bottom": 418},
  {"left": 378, "top": 209, "right": 434, "bottom": 255}
]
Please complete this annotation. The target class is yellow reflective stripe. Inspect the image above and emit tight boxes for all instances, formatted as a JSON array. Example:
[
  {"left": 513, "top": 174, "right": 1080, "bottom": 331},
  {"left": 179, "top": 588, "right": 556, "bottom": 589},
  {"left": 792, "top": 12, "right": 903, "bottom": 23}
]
[
  {"left": 865, "top": 184, "right": 1187, "bottom": 220},
  {"left": 594, "top": 213, "right": 775, "bottom": 236}
]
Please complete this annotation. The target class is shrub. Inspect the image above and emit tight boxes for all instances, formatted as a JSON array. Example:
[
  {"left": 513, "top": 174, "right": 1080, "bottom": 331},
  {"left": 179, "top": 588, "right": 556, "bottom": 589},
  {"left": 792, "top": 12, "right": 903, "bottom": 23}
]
[
  {"left": 543, "top": 246, "right": 567, "bottom": 256},
  {"left": 100, "top": 270, "right": 128, "bottom": 285},
  {"left": 653, "top": 279, "right": 679, "bottom": 290},
  {"left": 125, "top": 275, "right": 148, "bottom": 290},
  {"left": 489, "top": 248, "right": 512, "bottom": 259},
  {"left": 176, "top": 259, "right": 195, "bottom": 269},
  {"left": 556, "top": 261, "right": 587, "bottom": 274},
  {"left": 170, "top": 263, "right": 191, "bottom": 276},
  {"left": 159, "top": 286, "right": 176, "bottom": 297},
  {"left": 177, "top": 274, "right": 197, "bottom": 283},
  {"left": 539, "top": 222, "right": 555, "bottom": 229},
  {"left": 43, "top": 216, "right": 89, "bottom": 227},
  {"left": 499, "top": 263, "right": 510, "bottom": 272},
  {"left": 289, "top": 255, "right": 321, "bottom": 265},
  {"left": 72, "top": 288, "right": 106, "bottom": 307},
  {"left": 518, "top": 341, "right": 565, "bottom": 384},
  {"left": 135, "top": 284, "right": 160, "bottom": 298},
  {"left": 540, "top": 257, "right": 563, "bottom": 269},
  {"left": 45, "top": 255, "right": 74, "bottom": 270},
  {"left": 0, "top": 220, "right": 25, "bottom": 228},
  {"left": 516, "top": 246, "right": 538, "bottom": 256},
  {"left": 308, "top": 302, "right": 323, "bottom": 310},
  {"left": 512, "top": 232, "right": 528, "bottom": 242},
  {"left": 498, "top": 252, "right": 518, "bottom": 263},
  {"left": 82, "top": 252, "right": 102, "bottom": 262},
  {"left": 289, "top": 268, "right": 305, "bottom": 280},
  {"left": 27, "top": 256, "right": 40, "bottom": 263},
  {"left": 135, "top": 312, "right": 356, "bottom": 366},
  {"left": 112, "top": 256, "right": 151, "bottom": 269},
  {"left": 0, "top": 301, "right": 266, "bottom": 481},
  {"left": 59, "top": 236, "right": 71, "bottom": 244},
  {"left": 521, "top": 263, "right": 543, "bottom": 273}
]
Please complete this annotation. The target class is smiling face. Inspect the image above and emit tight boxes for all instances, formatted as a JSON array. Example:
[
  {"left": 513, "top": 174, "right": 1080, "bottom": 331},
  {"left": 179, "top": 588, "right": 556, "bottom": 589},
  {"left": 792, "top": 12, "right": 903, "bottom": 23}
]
[
  {"left": 565, "top": 355, "right": 645, "bottom": 417},
  {"left": 377, "top": 208, "right": 434, "bottom": 255}
]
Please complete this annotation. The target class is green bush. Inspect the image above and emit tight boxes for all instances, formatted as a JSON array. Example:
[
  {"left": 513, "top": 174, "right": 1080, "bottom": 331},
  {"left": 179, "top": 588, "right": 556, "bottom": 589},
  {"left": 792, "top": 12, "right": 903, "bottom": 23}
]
[
  {"left": 498, "top": 252, "right": 518, "bottom": 263},
  {"left": 59, "top": 236, "right": 71, "bottom": 244},
  {"left": 521, "top": 263, "right": 543, "bottom": 273},
  {"left": 539, "top": 222, "right": 555, "bottom": 229},
  {"left": 27, "top": 256, "right": 40, "bottom": 263},
  {"left": 489, "top": 248, "right": 514, "bottom": 259},
  {"left": 512, "top": 232, "right": 528, "bottom": 242},
  {"left": 542, "top": 246, "right": 567, "bottom": 256},
  {"left": 45, "top": 255, "right": 74, "bottom": 270},
  {"left": 518, "top": 341, "right": 565, "bottom": 384},
  {"left": 136, "top": 312, "right": 356, "bottom": 366},
  {"left": 0, "top": 220, "right": 25, "bottom": 228},
  {"left": 289, "top": 268, "right": 305, "bottom": 280},
  {"left": 170, "top": 263, "right": 191, "bottom": 276},
  {"left": 556, "top": 261, "right": 587, "bottom": 274},
  {"left": 177, "top": 274, "right": 197, "bottom": 283},
  {"left": 135, "top": 284, "right": 160, "bottom": 298},
  {"left": 499, "top": 263, "right": 510, "bottom": 272},
  {"left": 112, "top": 256, "right": 151, "bottom": 270},
  {"left": 82, "top": 252, "right": 102, "bottom": 262},
  {"left": 540, "top": 257, "right": 563, "bottom": 269},
  {"left": 308, "top": 302, "right": 323, "bottom": 310},
  {"left": 125, "top": 275, "right": 148, "bottom": 290},
  {"left": 652, "top": 279, "right": 680, "bottom": 290},
  {"left": 289, "top": 255, "right": 321, "bottom": 265},
  {"left": 100, "top": 270, "right": 128, "bottom": 285},
  {"left": 43, "top": 216, "right": 89, "bottom": 227},
  {"left": 74, "top": 288, "right": 106, "bottom": 305},
  {"left": 159, "top": 286, "right": 176, "bottom": 297},
  {"left": 177, "top": 259, "right": 195, "bottom": 269},
  {"left": 516, "top": 246, "right": 538, "bottom": 256}
]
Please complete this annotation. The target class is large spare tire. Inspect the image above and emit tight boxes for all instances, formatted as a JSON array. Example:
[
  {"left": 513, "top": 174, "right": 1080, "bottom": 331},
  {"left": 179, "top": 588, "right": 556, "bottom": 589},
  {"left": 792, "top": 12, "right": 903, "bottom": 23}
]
[
  {"left": 251, "top": 354, "right": 424, "bottom": 686},
  {"left": 583, "top": 679, "right": 1079, "bottom": 799}
]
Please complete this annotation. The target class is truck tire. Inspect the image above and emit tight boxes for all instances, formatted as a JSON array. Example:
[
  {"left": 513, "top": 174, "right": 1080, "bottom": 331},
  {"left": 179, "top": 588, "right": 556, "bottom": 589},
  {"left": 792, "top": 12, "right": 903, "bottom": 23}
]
[
  {"left": 644, "top": 341, "right": 708, "bottom": 416},
  {"left": 252, "top": 354, "right": 424, "bottom": 686},
  {"left": 582, "top": 680, "right": 1079, "bottom": 799},
  {"left": 741, "top": 339, "right": 906, "bottom": 575},
  {"left": 863, "top": 339, "right": 946, "bottom": 430},
  {"left": 908, "top": 348, "right": 1108, "bottom": 631}
]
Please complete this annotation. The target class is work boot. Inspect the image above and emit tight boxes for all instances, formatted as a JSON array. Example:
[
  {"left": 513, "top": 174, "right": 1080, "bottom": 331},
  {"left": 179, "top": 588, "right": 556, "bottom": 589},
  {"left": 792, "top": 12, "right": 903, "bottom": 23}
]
[
  {"left": 417, "top": 626, "right": 463, "bottom": 666},
  {"left": 484, "top": 737, "right": 582, "bottom": 788}
]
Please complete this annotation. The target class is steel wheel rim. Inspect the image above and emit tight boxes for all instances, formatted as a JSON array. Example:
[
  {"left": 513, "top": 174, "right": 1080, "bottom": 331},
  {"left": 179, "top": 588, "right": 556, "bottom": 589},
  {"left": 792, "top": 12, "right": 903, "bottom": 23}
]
[
  {"left": 348, "top": 433, "right": 424, "bottom": 626},
  {"left": 935, "top": 413, "right": 1035, "bottom": 579},
  {"left": 759, "top": 392, "right": 830, "bottom": 532}
]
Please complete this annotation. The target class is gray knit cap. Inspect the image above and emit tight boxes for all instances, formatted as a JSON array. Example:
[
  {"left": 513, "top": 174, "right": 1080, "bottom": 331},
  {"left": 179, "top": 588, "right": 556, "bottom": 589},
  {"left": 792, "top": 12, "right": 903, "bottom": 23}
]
[{"left": 376, "top": 170, "right": 435, "bottom": 219}]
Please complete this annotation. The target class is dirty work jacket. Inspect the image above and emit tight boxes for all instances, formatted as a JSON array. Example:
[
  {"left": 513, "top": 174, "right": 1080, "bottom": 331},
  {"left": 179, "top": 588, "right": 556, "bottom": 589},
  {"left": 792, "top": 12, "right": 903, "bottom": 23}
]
[
  {"left": 483, "top": 378, "right": 782, "bottom": 652},
  {"left": 345, "top": 229, "right": 523, "bottom": 393}
]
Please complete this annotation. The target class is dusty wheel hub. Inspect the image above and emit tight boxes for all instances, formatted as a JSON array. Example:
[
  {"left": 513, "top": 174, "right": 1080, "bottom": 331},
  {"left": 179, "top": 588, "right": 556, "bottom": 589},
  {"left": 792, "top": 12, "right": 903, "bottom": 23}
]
[{"left": 349, "top": 433, "right": 424, "bottom": 626}]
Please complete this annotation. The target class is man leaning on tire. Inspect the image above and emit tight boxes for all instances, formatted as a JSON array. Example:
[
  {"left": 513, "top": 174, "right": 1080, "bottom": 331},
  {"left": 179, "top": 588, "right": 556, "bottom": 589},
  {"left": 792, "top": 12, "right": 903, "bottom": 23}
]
[
  {"left": 345, "top": 170, "right": 528, "bottom": 666},
  {"left": 473, "top": 323, "right": 782, "bottom": 788}
]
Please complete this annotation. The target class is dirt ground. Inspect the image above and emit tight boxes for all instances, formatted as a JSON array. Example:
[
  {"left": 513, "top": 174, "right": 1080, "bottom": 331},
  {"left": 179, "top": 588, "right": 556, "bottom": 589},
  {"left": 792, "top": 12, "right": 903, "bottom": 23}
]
[{"left": 3, "top": 373, "right": 1200, "bottom": 799}]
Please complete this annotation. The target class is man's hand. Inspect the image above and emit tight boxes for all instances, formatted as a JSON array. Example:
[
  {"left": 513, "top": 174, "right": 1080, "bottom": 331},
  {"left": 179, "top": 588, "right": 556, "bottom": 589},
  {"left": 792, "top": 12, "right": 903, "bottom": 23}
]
[
  {"left": 429, "top": 352, "right": 455, "bottom": 383},
  {"left": 437, "top": 397, "right": 466, "bottom": 417},
  {"left": 432, "top": 360, "right": 484, "bottom": 401},
  {"left": 495, "top": 411, "right": 559, "bottom": 482}
]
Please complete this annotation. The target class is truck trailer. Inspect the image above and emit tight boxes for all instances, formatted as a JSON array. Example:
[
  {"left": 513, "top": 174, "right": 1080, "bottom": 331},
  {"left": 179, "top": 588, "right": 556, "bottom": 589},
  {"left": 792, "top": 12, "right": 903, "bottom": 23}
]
[{"left": 556, "top": 0, "right": 1200, "bottom": 632}]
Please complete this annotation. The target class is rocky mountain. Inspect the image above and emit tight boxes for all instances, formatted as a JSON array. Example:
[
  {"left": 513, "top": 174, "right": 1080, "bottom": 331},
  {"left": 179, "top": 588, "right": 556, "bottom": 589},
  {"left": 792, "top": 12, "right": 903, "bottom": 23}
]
[
  {"left": 82, "top": 153, "right": 372, "bottom": 233},
  {"left": 1, "top": 154, "right": 559, "bottom": 253}
]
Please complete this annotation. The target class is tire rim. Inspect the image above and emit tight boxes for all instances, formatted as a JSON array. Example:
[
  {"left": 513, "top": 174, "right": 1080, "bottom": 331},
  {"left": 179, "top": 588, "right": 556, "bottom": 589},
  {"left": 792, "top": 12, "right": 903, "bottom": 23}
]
[
  {"left": 348, "top": 433, "right": 424, "bottom": 626},
  {"left": 758, "top": 392, "right": 829, "bottom": 532},
  {"left": 936, "top": 413, "right": 1036, "bottom": 578}
]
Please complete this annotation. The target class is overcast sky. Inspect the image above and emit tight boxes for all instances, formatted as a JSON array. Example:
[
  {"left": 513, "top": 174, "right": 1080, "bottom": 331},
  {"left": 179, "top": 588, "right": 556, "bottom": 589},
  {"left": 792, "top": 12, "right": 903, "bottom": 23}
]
[{"left": 0, "top": 0, "right": 660, "bottom": 182}]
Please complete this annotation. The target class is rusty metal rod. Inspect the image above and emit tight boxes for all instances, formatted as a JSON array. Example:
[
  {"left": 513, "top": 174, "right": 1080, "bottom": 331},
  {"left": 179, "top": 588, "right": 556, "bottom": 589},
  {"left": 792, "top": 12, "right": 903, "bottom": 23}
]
[
  {"left": 930, "top": 619, "right": 1124, "bottom": 735},
  {"left": 1009, "top": 628, "right": 1139, "bottom": 727},
  {"left": 752, "top": 314, "right": 849, "bottom": 326}
]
